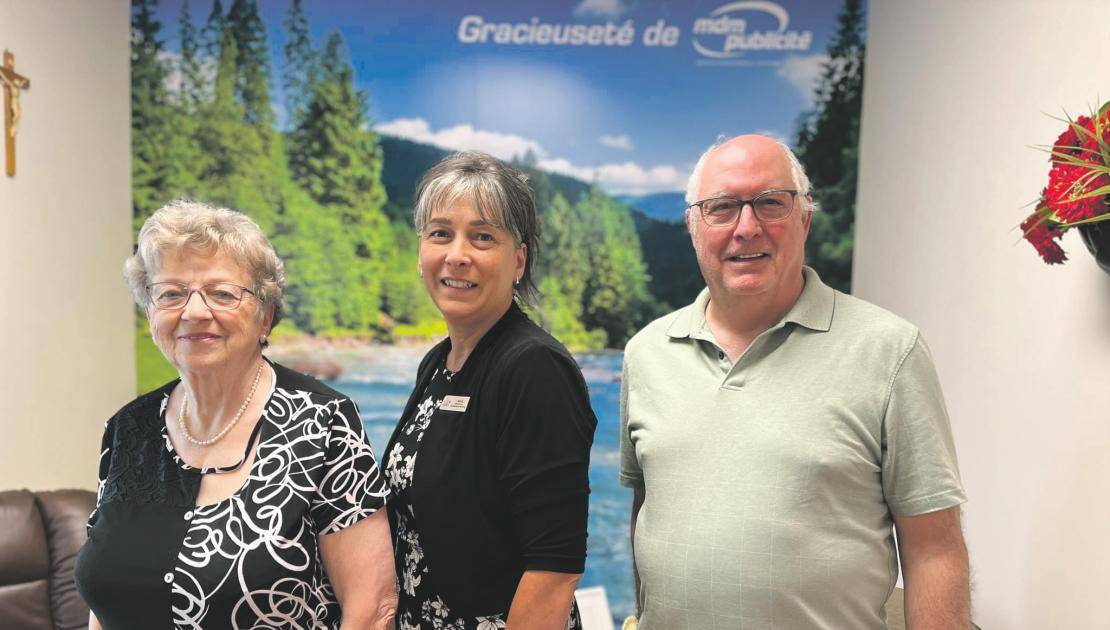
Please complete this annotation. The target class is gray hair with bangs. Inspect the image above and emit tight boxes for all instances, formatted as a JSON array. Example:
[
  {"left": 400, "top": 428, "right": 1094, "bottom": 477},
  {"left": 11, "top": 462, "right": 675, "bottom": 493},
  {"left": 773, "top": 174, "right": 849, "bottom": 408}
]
[
  {"left": 413, "top": 151, "right": 541, "bottom": 307},
  {"left": 124, "top": 200, "right": 286, "bottom": 337}
]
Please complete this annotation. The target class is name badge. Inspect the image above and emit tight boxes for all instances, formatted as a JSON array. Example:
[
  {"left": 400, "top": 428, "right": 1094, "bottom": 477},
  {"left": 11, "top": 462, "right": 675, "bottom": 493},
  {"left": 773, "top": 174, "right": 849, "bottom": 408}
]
[{"left": 440, "top": 395, "right": 470, "bottom": 413}]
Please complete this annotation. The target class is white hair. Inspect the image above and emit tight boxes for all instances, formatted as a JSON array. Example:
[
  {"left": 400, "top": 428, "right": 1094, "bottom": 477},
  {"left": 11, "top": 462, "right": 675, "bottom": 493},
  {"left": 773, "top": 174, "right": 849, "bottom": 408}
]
[
  {"left": 124, "top": 200, "right": 286, "bottom": 332},
  {"left": 684, "top": 135, "right": 817, "bottom": 213}
]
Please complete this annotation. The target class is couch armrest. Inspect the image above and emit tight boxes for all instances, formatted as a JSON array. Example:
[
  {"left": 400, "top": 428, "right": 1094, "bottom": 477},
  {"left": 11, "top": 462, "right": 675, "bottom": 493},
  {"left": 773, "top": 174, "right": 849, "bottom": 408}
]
[{"left": 37, "top": 490, "right": 95, "bottom": 630}]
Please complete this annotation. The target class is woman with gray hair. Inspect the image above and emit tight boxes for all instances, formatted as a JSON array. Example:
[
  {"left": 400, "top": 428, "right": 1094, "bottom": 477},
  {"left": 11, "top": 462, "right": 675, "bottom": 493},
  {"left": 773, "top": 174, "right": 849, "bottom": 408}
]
[
  {"left": 75, "top": 200, "right": 396, "bottom": 629},
  {"left": 384, "top": 152, "right": 596, "bottom": 629}
]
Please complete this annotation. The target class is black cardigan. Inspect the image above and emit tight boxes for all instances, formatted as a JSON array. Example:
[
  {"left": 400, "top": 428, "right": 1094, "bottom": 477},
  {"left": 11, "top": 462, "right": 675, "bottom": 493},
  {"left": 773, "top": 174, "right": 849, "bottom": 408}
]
[{"left": 385, "top": 303, "right": 597, "bottom": 617}]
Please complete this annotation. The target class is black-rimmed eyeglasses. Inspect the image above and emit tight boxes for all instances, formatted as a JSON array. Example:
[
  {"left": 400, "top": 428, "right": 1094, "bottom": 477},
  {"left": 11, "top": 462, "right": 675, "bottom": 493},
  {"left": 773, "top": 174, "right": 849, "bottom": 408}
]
[
  {"left": 687, "top": 189, "right": 800, "bottom": 227},
  {"left": 146, "top": 282, "right": 259, "bottom": 311}
]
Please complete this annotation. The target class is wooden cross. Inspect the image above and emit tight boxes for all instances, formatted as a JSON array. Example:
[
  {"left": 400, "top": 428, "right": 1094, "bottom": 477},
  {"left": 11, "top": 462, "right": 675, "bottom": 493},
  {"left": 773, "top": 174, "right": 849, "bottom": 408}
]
[{"left": 1, "top": 50, "right": 31, "bottom": 177}]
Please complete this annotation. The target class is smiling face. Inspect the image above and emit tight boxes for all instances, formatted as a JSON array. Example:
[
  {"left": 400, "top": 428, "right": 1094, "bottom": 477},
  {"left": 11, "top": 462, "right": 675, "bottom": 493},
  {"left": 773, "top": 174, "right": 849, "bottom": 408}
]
[
  {"left": 147, "top": 249, "right": 272, "bottom": 376},
  {"left": 418, "top": 198, "right": 526, "bottom": 335},
  {"left": 688, "top": 135, "right": 811, "bottom": 307}
]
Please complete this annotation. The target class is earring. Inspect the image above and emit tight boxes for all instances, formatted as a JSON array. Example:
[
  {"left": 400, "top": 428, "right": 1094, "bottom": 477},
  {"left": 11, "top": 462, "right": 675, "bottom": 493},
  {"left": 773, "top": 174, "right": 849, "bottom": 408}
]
[
  {"left": 514, "top": 278, "right": 521, "bottom": 286},
  {"left": 418, "top": 265, "right": 424, "bottom": 278}
]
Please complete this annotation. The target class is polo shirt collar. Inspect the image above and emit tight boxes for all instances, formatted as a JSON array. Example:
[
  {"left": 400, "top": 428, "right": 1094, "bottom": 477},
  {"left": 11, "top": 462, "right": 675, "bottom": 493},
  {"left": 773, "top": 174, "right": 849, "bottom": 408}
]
[
  {"left": 665, "top": 266, "right": 834, "bottom": 339},
  {"left": 782, "top": 266, "right": 834, "bottom": 332},
  {"left": 665, "top": 286, "right": 713, "bottom": 340}
]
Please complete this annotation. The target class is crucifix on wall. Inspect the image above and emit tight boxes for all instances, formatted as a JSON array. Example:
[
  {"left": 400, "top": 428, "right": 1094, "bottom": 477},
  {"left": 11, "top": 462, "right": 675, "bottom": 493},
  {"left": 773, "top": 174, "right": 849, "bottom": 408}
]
[{"left": 1, "top": 49, "right": 31, "bottom": 177}]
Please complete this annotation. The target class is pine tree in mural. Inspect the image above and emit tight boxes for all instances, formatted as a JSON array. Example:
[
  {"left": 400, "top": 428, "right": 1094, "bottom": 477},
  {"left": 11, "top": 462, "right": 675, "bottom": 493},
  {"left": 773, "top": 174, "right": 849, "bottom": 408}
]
[
  {"left": 131, "top": 0, "right": 174, "bottom": 221},
  {"left": 131, "top": 0, "right": 667, "bottom": 348},
  {"left": 537, "top": 193, "right": 606, "bottom": 348},
  {"left": 192, "top": 28, "right": 261, "bottom": 214},
  {"left": 200, "top": 0, "right": 225, "bottom": 61},
  {"left": 271, "top": 188, "right": 349, "bottom": 334},
  {"left": 285, "top": 31, "right": 391, "bottom": 331},
  {"left": 282, "top": 0, "right": 317, "bottom": 126},
  {"left": 795, "top": 0, "right": 866, "bottom": 292},
  {"left": 579, "top": 188, "right": 655, "bottom": 346},
  {"left": 187, "top": 0, "right": 282, "bottom": 230},
  {"left": 178, "top": 0, "right": 204, "bottom": 110},
  {"left": 288, "top": 33, "right": 387, "bottom": 214},
  {"left": 226, "top": 0, "right": 274, "bottom": 127}
]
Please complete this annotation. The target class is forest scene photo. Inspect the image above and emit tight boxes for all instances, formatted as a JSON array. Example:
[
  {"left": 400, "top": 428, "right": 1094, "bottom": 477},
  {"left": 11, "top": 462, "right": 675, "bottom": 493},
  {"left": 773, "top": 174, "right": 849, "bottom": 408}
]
[
  {"left": 131, "top": 0, "right": 866, "bottom": 622},
  {"left": 132, "top": 0, "right": 864, "bottom": 390}
]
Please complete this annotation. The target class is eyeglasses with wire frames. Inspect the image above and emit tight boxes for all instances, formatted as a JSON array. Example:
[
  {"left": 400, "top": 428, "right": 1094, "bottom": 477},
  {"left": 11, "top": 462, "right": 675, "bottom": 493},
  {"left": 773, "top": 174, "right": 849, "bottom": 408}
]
[
  {"left": 146, "top": 282, "right": 260, "bottom": 311},
  {"left": 687, "top": 189, "right": 801, "bottom": 227}
]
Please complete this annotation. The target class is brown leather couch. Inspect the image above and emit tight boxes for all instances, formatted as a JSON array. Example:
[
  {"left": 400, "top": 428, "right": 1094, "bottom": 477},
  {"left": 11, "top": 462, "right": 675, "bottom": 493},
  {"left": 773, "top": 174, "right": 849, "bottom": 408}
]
[{"left": 0, "top": 489, "right": 95, "bottom": 630}]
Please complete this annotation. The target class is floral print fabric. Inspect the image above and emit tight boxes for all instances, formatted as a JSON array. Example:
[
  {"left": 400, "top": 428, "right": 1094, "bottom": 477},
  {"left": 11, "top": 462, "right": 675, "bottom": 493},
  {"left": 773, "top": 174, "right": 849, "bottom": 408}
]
[{"left": 386, "top": 366, "right": 580, "bottom": 630}]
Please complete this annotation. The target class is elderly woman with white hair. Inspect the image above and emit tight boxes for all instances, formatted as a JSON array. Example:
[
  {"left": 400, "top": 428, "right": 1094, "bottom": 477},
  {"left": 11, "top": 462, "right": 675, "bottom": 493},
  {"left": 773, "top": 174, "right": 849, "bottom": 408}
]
[{"left": 74, "top": 200, "right": 396, "bottom": 629}]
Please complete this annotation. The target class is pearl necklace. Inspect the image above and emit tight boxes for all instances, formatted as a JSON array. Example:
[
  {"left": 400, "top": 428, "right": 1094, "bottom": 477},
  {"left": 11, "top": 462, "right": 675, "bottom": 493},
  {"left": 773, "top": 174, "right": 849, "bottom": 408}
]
[{"left": 178, "top": 361, "right": 265, "bottom": 447}]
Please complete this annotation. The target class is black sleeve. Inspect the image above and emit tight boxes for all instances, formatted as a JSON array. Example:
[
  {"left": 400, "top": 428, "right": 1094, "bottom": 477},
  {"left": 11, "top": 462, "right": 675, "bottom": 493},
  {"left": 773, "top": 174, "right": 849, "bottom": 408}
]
[{"left": 494, "top": 344, "right": 597, "bottom": 573}]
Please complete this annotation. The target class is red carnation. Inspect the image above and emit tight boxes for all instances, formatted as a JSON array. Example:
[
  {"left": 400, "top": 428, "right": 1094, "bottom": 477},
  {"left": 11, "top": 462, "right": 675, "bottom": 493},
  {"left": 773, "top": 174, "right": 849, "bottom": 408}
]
[
  {"left": 1021, "top": 102, "right": 1110, "bottom": 266},
  {"left": 1052, "top": 115, "right": 1090, "bottom": 157},
  {"left": 1021, "top": 212, "right": 1067, "bottom": 265},
  {"left": 1045, "top": 162, "right": 1109, "bottom": 222},
  {"left": 1045, "top": 113, "right": 1110, "bottom": 224}
]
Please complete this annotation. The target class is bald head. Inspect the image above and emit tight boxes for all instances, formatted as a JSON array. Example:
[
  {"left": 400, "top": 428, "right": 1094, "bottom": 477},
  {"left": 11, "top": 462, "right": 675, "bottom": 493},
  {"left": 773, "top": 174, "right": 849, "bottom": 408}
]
[{"left": 685, "top": 135, "right": 813, "bottom": 209}]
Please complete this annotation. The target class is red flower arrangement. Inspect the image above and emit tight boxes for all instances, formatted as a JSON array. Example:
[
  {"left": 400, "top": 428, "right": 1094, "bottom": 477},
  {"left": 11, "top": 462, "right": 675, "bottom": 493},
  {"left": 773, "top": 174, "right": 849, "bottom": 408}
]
[{"left": 1021, "top": 102, "right": 1110, "bottom": 264}]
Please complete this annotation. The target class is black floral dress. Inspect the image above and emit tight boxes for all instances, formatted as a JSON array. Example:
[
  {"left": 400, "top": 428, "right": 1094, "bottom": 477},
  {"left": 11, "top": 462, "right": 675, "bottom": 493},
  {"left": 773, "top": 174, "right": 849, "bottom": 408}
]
[{"left": 386, "top": 364, "right": 581, "bottom": 630}]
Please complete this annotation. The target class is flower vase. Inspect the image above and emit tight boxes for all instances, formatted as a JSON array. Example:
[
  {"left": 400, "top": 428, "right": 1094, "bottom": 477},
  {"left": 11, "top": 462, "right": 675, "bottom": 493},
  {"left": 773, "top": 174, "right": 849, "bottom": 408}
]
[{"left": 1078, "top": 222, "right": 1110, "bottom": 275}]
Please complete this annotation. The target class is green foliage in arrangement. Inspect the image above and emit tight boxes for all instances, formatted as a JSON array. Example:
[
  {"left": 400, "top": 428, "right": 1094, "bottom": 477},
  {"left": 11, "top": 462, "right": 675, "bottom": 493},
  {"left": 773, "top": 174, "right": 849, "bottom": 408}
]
[
  {"left": 130, "top": 0, "right": 662, "bottom": 360},
  {"left": 794, "top": 0, "right": 866, "bottom": 293}
]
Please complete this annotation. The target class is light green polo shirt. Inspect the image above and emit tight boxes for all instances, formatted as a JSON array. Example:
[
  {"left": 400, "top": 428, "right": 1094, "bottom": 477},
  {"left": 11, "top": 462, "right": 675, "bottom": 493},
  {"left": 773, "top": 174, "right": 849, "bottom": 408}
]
[{"left": 620, "top": 267, "right": 965, "bottom": 630}]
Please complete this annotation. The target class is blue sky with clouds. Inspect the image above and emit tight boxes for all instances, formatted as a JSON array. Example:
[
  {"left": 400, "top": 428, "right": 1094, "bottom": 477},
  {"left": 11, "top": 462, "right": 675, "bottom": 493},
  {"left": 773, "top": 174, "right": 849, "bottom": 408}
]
[{"left": 155, "top": 0, "right": 859, "bottom": 195}]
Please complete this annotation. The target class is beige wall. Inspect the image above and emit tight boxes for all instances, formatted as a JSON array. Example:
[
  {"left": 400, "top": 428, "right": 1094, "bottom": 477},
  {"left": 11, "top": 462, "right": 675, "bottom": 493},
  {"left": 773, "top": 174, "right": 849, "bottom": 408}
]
[
  {"left": 856, "top": 1, "right": 1110, "bottom": 628},
  {"left": 0, "top": 0, "right": 133, "bottom": 490}
]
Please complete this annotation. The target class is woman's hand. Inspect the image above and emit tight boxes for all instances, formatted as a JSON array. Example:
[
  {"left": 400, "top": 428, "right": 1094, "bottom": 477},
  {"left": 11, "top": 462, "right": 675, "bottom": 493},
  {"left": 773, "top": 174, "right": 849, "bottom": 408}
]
[
  {"left": 505, "top": 570, "right": 581, "bottom": 630},
  {"left": 320, "top": 509, "right": 398, "bottom": 630}
]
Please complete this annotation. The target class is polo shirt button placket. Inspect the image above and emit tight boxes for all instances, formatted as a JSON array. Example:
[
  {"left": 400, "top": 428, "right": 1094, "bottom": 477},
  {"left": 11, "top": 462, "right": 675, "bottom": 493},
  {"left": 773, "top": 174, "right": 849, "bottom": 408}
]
[{"left": 717, "top": 350, "right": 733, "bottom": 374}]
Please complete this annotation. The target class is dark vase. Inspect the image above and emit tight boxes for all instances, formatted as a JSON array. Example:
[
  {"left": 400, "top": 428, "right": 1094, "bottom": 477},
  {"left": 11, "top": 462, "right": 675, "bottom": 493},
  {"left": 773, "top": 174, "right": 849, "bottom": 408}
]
[{"left": 1078, "top": 221, "right": 1110, "bottom": 275}]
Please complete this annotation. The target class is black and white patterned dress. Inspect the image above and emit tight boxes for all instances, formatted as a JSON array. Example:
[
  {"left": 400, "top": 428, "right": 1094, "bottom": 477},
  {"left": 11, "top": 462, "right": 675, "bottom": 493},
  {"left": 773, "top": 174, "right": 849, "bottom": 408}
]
[
  {"left": 75, "top": 361, "right": 389, "bottom": 630},
  {"left": 386, "top": 364, "right": 581, "bottom": 630}
]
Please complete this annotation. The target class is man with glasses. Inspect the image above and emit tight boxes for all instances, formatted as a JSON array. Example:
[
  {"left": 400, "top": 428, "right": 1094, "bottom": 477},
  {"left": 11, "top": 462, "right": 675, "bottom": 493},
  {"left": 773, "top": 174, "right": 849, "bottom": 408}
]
[{"left": 620, "top": 135, "right": 969, "bottom": 629}]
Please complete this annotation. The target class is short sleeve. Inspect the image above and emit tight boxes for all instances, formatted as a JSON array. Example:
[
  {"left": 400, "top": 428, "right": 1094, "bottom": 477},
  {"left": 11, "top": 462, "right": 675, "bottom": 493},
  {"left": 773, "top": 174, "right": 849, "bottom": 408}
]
[
  {"left": 881, "top": 333, "right": 967, "bottom": 516},
  {"left": 619, "top": 353, "right": 644, "bottom": 488},
  {"left": 86, "top": 418, "right": 115, "bottom": 533},
  {"left": 310, "top": 398, "right": 390, "bottom": 535},
  {"left": 495, "top": 345, "right": 597, "bottom": 574}
]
